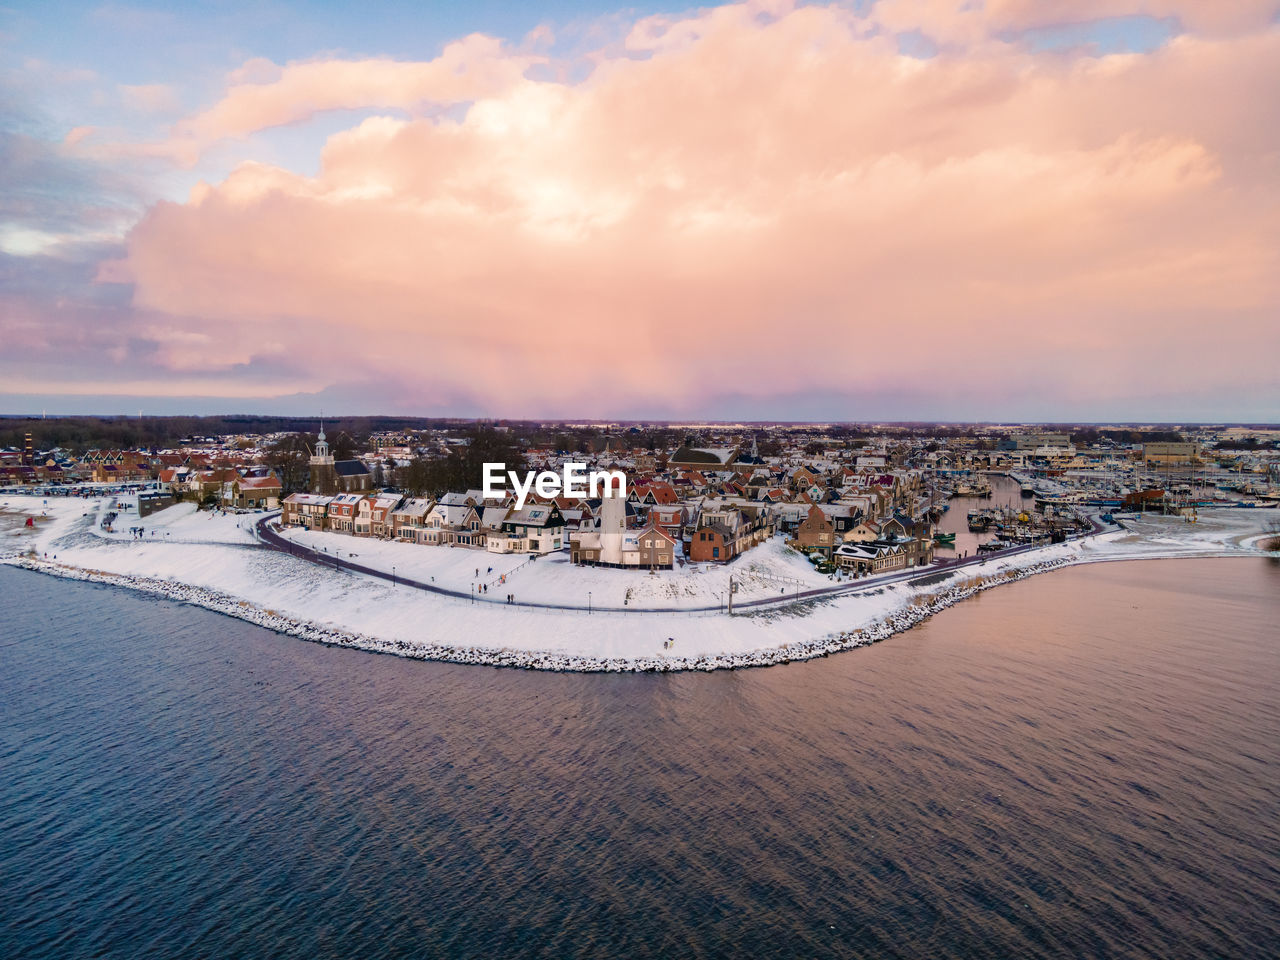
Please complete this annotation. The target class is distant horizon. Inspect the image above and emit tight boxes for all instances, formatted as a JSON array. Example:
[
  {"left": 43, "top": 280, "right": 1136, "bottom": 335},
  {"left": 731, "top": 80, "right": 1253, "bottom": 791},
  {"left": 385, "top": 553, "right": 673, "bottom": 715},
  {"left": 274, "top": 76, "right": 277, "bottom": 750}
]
[
  {"left": 3, "top": 392, "right": 1275, "bottom": 424},
  {"left": 1, "top": 410, "right": 1276, "bottom": 431}
]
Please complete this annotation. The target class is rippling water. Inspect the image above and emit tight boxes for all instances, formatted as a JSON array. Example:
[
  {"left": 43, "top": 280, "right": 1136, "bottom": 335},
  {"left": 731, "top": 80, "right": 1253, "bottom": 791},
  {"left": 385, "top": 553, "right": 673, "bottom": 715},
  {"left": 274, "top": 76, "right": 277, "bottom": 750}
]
[{"left": 1, "top": 559, "right": 1277, "bottom": 959}]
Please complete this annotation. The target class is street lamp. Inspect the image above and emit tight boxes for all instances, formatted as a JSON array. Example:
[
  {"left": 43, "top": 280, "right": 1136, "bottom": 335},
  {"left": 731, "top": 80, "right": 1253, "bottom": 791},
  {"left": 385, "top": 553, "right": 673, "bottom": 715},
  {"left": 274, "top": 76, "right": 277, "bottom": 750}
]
[
  {"left": 392, "top": 565, "right": 396, "bottom": 587},
  {"left": 588, "top": 591, "right": 592, "bottom": 615}
]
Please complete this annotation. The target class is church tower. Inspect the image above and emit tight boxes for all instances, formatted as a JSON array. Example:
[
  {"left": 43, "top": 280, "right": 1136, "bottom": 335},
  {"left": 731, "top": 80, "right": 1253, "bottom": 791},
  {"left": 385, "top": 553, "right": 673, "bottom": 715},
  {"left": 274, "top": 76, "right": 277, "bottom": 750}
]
[{"left": 310, "top": 421, "right": 336, "bottom": 494}]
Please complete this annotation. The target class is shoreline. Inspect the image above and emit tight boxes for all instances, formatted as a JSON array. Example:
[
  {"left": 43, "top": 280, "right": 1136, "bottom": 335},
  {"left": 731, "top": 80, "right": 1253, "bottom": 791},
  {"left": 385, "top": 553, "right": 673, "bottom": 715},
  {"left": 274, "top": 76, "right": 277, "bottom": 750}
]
[{"left": 3, "top": 548, "right": 1262, "bottom": 673}]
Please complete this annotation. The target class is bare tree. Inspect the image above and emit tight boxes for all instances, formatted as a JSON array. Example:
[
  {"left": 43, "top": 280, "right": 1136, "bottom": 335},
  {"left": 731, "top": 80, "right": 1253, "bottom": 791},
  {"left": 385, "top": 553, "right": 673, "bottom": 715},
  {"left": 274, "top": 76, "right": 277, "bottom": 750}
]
[{"left": 264, "top": 433, "right": 310, "bottom": 494}]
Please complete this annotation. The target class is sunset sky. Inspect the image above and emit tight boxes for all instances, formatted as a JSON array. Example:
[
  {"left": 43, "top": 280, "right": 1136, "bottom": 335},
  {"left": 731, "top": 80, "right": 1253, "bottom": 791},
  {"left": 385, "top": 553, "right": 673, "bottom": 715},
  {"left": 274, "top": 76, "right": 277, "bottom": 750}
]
[{"left": 3, "top": 0, "right": 1278, "bottom": 421}]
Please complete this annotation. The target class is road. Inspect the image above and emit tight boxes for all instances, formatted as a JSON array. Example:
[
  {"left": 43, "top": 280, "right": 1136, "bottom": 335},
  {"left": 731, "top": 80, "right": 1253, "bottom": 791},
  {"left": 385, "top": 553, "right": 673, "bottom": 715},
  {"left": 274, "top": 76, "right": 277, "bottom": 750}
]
[{"left": 254, "top": 512, "right": 1103, "bottom": 616}]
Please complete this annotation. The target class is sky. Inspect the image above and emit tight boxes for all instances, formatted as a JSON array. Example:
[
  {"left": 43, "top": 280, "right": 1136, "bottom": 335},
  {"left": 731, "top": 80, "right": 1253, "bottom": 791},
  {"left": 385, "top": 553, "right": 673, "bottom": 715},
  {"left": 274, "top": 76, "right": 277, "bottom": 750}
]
[{"left": 2, "top": 0, "right": 1278, "bottom": 422}]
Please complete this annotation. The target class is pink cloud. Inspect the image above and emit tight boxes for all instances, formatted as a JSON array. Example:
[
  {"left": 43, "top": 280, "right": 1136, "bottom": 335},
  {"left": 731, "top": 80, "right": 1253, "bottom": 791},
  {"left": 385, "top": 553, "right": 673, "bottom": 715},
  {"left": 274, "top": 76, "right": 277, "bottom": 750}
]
[
  {"left": 103, "top": 1, "right": 1280, "bottom": 415},
  {"left": 156, "top": 35, "right": 542, "bottom": 166}
]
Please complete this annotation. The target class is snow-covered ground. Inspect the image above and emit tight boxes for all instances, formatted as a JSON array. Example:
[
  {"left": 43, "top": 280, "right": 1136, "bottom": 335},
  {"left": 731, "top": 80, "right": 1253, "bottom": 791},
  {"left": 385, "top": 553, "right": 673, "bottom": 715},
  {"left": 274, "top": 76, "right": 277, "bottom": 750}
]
[
  {"left": 277, "top": 523, "right": 831, "bottom": 608},
  {"left": 2, "top": 493, "right": 1275, "bottom": 672}
]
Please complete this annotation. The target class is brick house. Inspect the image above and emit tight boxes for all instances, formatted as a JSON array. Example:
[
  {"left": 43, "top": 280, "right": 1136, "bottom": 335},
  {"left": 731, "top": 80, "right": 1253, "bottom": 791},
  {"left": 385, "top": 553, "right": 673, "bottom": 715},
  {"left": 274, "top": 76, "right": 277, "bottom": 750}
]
[
  {"left": 282, "top": 492, "right": 333, "bottom": 529},
  {"left": 222, "top": 474, "right": 281, "bottom": 510},
  {"left": 795, "top": 503, "right": 836, "bottom": 555},
  {"left": 635, "top": 523, "right": 678, "bottom": 568},
  {"left": 326, "top": 493, "right": 362, "bottom": 533},
  {"left": 689, "top": 522, "right": 736, "bottom": 562}
]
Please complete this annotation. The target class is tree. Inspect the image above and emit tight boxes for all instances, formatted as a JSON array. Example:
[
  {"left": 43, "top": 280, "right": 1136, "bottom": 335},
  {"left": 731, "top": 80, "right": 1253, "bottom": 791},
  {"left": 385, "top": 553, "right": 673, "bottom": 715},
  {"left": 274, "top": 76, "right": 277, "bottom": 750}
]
[
  {"left": 446, "top": 426, "right": 529, "bottom": 492},
  {"left": 397, "top": 457, "right": 434, "bottom": 497},
  {"left": 330, "top": 431, "right": 361, "bottom": 461},
  {"left": 263, "top": 433, "right": 310, "bottom": 494}
]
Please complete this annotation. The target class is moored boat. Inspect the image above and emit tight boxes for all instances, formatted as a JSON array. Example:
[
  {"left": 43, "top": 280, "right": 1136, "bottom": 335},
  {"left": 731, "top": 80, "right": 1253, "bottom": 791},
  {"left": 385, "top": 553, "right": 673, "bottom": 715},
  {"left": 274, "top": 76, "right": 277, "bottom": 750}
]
[{"left": 967, "top": 509, "right": 993, "bottom": 532}]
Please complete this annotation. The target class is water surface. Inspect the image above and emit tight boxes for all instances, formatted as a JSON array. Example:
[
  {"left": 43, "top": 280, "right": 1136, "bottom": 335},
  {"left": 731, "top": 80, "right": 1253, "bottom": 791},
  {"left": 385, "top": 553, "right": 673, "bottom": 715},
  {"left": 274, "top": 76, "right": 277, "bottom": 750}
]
[{"left": 1, "top": 559, "right": 1277, "bottom": 959}]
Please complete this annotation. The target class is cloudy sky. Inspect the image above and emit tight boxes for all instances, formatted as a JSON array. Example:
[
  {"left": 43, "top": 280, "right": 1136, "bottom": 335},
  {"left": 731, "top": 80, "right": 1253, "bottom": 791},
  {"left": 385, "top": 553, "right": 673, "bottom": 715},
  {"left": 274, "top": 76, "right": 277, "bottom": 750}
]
[{"left": 3, "top": 0, "right": 1278, "bottom": 421}]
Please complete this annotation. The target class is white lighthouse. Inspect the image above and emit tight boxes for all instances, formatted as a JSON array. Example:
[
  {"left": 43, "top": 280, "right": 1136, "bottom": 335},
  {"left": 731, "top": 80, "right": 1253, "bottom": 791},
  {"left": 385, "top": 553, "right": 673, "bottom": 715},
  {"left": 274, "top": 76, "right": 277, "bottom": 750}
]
[{"left": 598, "top": 485, "right": 627, "bottom": 565}]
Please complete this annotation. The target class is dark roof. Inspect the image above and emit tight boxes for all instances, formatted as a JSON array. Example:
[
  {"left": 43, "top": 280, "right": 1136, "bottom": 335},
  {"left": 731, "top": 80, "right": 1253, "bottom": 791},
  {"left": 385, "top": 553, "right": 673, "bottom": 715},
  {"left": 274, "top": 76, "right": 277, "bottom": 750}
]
[
  {"left": 334, "top": 460, "right": 371, "bottom": 477},
  {"left": 669, "top": 446, "right": 722, "bottom": 464}
]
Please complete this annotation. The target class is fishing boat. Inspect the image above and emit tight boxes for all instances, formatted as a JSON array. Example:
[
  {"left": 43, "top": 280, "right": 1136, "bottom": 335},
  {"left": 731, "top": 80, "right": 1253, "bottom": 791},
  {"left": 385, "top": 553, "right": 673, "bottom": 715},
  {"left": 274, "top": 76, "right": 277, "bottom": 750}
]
[
  {"left": 967, "top": 509, "right": 993, "bottom": 532},
  {"left": 933, "top": 531, "right": 956, "bottom": 545}
]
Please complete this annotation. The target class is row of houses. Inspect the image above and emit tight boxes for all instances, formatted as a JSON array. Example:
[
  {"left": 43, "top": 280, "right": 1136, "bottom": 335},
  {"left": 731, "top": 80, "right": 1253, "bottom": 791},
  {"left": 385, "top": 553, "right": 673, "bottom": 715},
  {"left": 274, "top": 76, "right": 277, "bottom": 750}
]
[
  {"left": 156, "top": 466, "right": 283, "bottom": 510},
  {"left": 282, "top": 491, "right": 569, "bottom": 555},
  {"left": 281, "top": 487, "right": 786, "bottom": 568}
]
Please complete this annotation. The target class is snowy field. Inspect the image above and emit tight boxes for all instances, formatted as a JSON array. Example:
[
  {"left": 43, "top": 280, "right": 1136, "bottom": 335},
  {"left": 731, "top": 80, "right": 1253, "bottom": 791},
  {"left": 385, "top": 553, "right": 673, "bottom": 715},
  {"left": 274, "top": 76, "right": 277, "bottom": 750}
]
[
  {"left": 2, "top": 493, "right": 1275, "bottom": 670},
  {"left": 277, "top": 523, "right": 832, "bottom": 608}
]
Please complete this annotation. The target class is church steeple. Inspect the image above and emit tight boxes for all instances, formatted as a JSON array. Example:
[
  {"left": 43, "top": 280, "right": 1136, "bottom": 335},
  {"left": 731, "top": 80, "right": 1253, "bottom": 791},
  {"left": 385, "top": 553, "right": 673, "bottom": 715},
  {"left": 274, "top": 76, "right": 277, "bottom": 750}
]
[
  {"left": 310, "top": 418, "right": 335, "bottom": 493},
  {"left": 314, "top": 419, "right": 330, "bottom": 461}
]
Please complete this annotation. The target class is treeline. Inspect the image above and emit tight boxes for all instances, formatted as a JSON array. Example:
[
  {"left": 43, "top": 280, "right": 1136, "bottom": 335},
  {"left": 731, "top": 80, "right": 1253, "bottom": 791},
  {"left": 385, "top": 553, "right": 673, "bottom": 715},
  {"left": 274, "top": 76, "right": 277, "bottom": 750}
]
[
  {"left": 0, "top": 415, "right": 450, "bottom": 455},
  {"left": 259, "top": 426, "right": 530, "bottom": 497},
  {"left": 395, "top": 428, "right": 529, "bottom": 498},
  {"left": 1212, "top": 436, "right": 1276, "bottom": 450},
  {"left": 1069, "top": 428, "right": 1185, "bottom": 445}
]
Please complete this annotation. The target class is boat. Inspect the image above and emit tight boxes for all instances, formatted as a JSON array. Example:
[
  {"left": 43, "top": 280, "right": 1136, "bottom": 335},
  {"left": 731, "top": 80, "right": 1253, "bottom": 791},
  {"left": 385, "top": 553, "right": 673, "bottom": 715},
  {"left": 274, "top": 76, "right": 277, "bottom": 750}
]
[
  {"left": 1020, "top": 482, "right": 1035, "bottom": 497},
  {"left": 967, "top": 509, "right": 993, "bottom": 532},
  {"left": 933, "top": 531, "right": 956, "bottom": 544}
]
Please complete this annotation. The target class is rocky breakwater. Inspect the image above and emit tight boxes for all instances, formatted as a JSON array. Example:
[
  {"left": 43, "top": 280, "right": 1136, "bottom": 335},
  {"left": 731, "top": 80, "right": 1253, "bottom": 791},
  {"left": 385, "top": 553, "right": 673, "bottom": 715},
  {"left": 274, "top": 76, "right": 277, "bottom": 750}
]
[{"left": 3, "top": 552, "right": 1072, "bottom": 673}]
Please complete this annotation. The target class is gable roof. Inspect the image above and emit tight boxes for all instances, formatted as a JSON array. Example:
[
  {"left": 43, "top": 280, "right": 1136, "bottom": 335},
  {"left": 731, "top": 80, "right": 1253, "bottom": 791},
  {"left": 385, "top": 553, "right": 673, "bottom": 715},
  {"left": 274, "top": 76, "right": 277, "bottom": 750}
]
[
  {"left": 334, "top": 460, "right": 370, "bottom": 477},
  {"left": 670, "top": 446, "right": 737, "bottom": 465}
]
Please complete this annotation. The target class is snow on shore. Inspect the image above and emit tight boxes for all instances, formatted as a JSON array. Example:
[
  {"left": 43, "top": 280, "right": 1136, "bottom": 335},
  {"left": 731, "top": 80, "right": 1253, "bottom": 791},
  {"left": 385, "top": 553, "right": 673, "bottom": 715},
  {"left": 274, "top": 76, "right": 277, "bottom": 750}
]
[
  {"left": 2, "top": 494, "right": 1275, "bottom": 673},
  {"left": 276, "top": 522, "right": 833, "bottom": 607}
]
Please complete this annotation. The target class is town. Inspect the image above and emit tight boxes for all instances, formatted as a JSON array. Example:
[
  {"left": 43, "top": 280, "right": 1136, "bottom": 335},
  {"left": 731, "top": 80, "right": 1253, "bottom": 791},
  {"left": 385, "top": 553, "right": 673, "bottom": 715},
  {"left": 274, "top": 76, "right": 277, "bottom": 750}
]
[{"left": 3, "top": 419, "right": 1277, "bottom": 592}]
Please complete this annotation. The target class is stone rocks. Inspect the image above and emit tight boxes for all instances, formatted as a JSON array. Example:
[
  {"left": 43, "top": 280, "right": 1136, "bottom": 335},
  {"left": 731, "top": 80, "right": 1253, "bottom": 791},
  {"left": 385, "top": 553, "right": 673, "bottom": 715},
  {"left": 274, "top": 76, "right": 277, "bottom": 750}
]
[{"left": 4, "top": 554, "right": 1072, "bottom": 674}]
